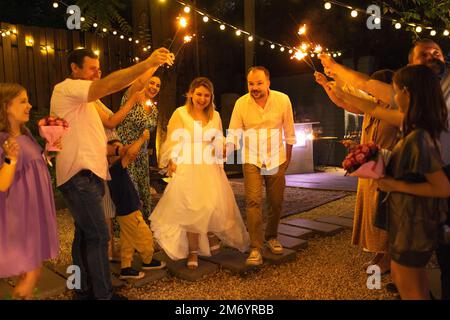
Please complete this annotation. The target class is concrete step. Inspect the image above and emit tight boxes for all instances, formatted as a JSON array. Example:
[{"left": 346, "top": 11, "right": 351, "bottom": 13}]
[
  {"left": 315, "top": 216, "right": 354, "bottom": 228},
  {"left": 9, "top": 266, "right": 68, "bottom": 300},
  {"left": 261, "top": 247, "right": 297, "bottom": 265},
  {"left": 340, "top": 211, "right": 355, "bottom": 220},
  {"left": 154, "top": 251, "right": 219, "bottom": 282},
  {"left": 109, "top": 258, "right": 167, "bottom": 287},
  {"left": 283, "top": 218, "right": 343, "bottom": 236},
  {"left": 278, "top": 224, "right": 315, "bottom": 239},
  {"left": 278, "top": 235, "right": 308, "bottom": 251},
  {"left": 0, "top": 280, "right": 13, "bottom": 300},
  {"left": 200, "top": 248, "right": 256, "bottom": 275}
]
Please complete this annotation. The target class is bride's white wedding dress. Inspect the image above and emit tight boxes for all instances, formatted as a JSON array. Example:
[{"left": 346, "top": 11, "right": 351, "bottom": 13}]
[{"left": 150, "top": 106, "right": 250, "bottom": 260}]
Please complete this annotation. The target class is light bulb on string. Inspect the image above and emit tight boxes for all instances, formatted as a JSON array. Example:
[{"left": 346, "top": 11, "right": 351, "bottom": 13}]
[
  {"left": 444, "top": 30, "right": 449, "bottom": 36},
  {"left": 184, "top": 6, "right": 191, "bottom": 14},
  {"left": 248, "top": 36, "right": 253, "bottom": 42},
  {"left": 415, "top": 26, "right": 422, "bottom": 33},
  {"left": 93, "top": 23, "right": 98, "bottom": 28},
  {"left": 351, "top": 10, "right": 358, "bottom": 18},
  {"left": 53, "top": 2, "right": 59, "bottom": 9},
  {"left": 235, "top": 30, "right": 242, "bottom": 36},
  {"left": 324, "top": 2, "right": 331, "bottom": 10},
  {"left": 220, "top": 24, "right": 226, "bottom": 31},
  {"left": 430, "top": 30, "right": 437, "bottom": 36},
  {"left": 395, "top": 23, "right": 402, "bottom": 29},
  {"left": 270, "top": 44, "right": 275, "bottom": 49},
  {"left": 203, "top": 16, "right": 209, "bottom": 23},
  {"left": 80, "top": 17, "right": 85, "bottom": 22}
]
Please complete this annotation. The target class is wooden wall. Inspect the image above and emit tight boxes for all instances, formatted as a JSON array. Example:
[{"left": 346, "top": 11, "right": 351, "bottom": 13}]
[{"left": 0, "top": 22, "right": 137, "bottom": 112}]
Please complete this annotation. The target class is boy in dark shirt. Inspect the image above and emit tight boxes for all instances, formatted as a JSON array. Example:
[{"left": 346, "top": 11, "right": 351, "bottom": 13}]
[{"left": 107, "top": 129, "right": 165, "bottom": 279}]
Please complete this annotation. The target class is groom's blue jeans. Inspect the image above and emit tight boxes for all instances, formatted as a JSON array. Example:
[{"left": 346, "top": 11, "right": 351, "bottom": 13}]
[{"left": 59, "top": 170, "right": 112, "bottom": 300}]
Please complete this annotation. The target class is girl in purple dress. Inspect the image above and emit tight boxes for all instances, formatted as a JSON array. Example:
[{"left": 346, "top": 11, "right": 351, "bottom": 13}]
[{"left": 0, "top": 83, "right": 59, "bottom": 299}]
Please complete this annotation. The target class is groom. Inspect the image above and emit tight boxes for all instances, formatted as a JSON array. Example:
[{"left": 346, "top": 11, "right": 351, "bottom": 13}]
[{"left": 227, "top": 66, "right": 297, "bottom": 266}]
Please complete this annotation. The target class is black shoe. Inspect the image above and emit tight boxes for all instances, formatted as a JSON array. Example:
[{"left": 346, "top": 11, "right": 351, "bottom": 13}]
[
  {"left": 110, "top": 293, "right": 128, "bottom": 300},
  {"left": 386, "top": 282, "right": 398, "bottom": 293},
  {"left": 142, "top": 259, "right": 167, "bottom": 270},
  {"left": 119, "top": 267, "right": 145, "bottom": 280}
]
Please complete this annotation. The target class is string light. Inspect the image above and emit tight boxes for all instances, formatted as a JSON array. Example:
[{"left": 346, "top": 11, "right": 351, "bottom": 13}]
[
  {"left": 51, "top": 0, "right": 146, "bottom": 49},
  {"left": 444, "top": 30, "right": 449, "bottom": 36},
  {"left": 325, "top": 0, "right": 448, "bottom": 38},
  {"left": 168, "top": 0, "right": 344, "bottom": 62},
  {"left": 184, "top": 6, "right": 191, "bottom": 13}
]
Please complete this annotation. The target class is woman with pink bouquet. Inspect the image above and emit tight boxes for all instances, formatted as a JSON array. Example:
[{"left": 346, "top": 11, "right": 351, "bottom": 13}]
[
  {"left": 376, "top": 65, "right": 450, "bottom": 299},
  {"left": 0, "top": 83, "right": 59, "bottom": 299},
  {"left": 315, "top": 70, "right": 397, "bottom": 274}
]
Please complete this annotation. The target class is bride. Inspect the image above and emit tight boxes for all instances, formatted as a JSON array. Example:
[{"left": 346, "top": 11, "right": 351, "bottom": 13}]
[{"left": 150, "top": 77, "right": 250, "bottom": 269}]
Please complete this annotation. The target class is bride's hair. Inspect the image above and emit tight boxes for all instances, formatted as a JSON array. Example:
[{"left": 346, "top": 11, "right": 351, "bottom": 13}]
[{"left": 185, "top": 77, "right": 216, "bottom": 121}]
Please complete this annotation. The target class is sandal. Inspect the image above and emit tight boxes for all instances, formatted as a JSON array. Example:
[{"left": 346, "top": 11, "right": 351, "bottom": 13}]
[
  {"left": 208, "top": 233, "right": 221, "bottom": 256},
  {"left": 187, "top": 251, "right": 198, "bottom": 270}
]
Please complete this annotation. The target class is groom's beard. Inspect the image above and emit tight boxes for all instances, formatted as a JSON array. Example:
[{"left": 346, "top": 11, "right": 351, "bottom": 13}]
[{"left": 425, "top": 58, "right": 446, "bottom": 78}]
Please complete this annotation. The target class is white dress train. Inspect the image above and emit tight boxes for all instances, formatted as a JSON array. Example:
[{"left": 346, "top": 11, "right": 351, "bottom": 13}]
[{"left": 150, "top": 106, "right": 250, "bottom": 260}]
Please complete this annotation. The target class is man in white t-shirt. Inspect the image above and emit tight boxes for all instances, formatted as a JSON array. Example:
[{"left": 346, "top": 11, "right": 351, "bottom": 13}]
[
  {"left": 50, "top": 47, "right": 173, "bottom": 300},
  {"left": 227, "top": 66, "right": 297, "bottom": 266}
]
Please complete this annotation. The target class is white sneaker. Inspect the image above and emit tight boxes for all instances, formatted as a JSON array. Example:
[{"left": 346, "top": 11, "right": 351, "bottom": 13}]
[
  {"left": 266, "top": 238, "right": 283, "bottom": 255},
  {"left": 246, "top": 249, "right": 263, "bottom": 266}
]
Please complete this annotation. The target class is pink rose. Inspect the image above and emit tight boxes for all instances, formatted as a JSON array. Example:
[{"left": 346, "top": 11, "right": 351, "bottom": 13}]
[{"left": 356, "top": 153, "right": 366, "bottom": 164}]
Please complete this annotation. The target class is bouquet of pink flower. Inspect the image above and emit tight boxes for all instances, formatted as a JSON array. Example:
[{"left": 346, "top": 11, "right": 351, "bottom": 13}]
[
  {"left": 342, "top": 142, "right": 389, "bottom": 179},
  {"left": 38, "top": 116, "right": 69, "bottom": 152}
]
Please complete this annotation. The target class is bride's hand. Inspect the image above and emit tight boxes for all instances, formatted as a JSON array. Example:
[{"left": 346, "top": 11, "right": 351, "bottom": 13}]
[{"left": 167, "top": 159, "right": 177, "bottom": 177}]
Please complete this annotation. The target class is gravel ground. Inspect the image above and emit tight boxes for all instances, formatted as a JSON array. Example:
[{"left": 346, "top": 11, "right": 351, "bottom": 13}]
[{"left": 48, "top": 193, "right": 399, "bottom": 300}]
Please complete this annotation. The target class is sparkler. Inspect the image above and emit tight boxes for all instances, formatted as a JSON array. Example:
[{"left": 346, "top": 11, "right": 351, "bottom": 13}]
[{"left": 167, "top": 16, "right": 189, "bottom": 51}]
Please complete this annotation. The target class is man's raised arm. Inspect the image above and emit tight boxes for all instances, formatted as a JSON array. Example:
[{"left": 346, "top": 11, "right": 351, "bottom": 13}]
[{"left": 88, "top": 48, "right": 174, "bottom": 102}]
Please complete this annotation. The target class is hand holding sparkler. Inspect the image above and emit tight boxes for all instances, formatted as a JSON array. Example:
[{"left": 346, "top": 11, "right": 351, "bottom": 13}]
[
  {"left": 146, "top": 47, "right": 175, "bottom": 68},
  {"left": 318, "top": 53, "right": 337, "bottom": 72},
  {"left": 314, "top": 71, "right": 329, "bottom": 87}
]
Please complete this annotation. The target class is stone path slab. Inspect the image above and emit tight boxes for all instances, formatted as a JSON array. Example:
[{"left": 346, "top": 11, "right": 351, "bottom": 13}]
[
  {"left": 262, "top": 248, "right": 297, "bottom": 265},
  {"left": 9, "top": 266, "right": 67, "bottom": 299},
  {"left": 283, "top": 218, "right": 343, "bottom": 236},
  {"left": 340, "top": 211, "right": 355, "bottom": 220},
  {"left": 278, "top": 224, "right": 315, "bottom": 239},
  {"left": 315, "top": 216, "right": 354, "bottom": 228},
  {"left": 109, "top": 261, "right": 166, "bottom": 287},
  {"left": 200, "top": 248, "right": 256, "bottom": 275},
  {"left": 154, "top": 251, "right": 219, "bottom": 282},
  {"left": 0, "top": 280, "right": 13, "bottom": 299},
  {"left": 278, "top": 235, "right": 308, "bottom": 251}
]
